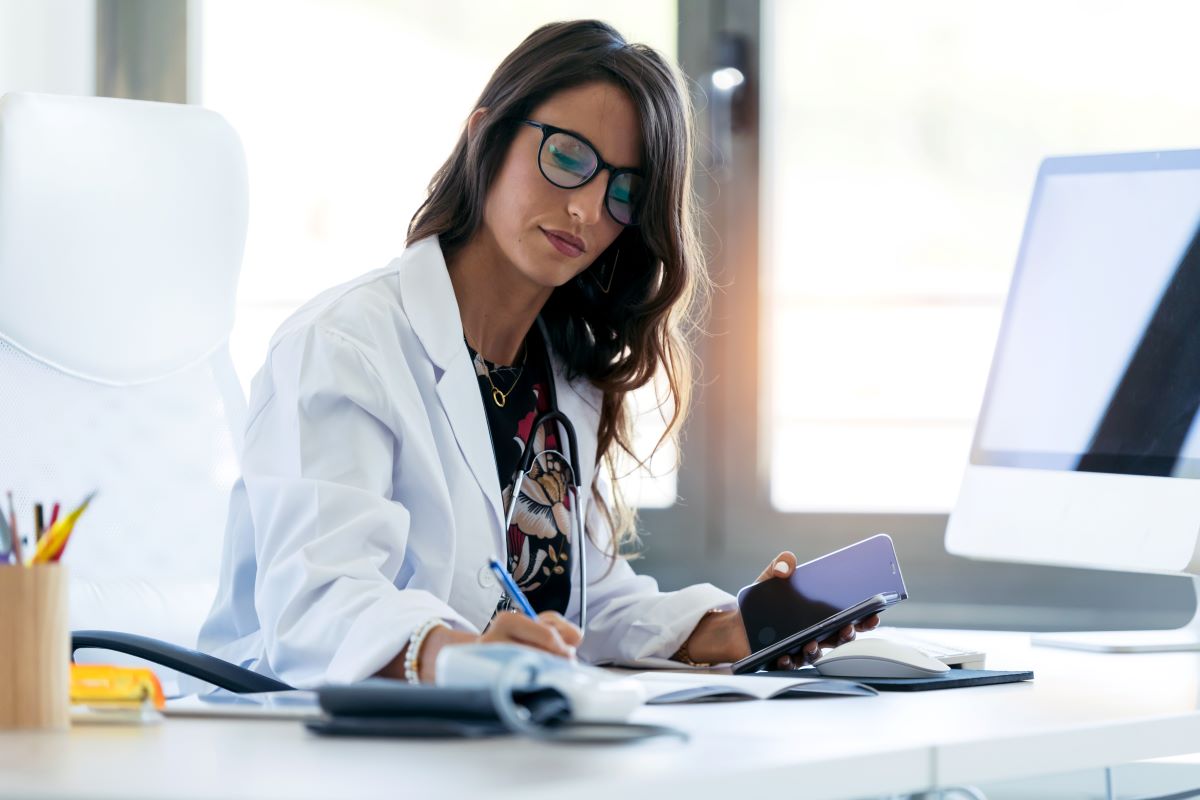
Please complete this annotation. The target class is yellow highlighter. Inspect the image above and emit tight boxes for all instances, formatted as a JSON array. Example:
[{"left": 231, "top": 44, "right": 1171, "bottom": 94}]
[{"left": 31, "top": 491, "right": 96, "bottom": 565}]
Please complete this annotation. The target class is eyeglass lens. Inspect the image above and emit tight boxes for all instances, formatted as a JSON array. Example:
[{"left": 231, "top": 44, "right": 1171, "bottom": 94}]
[{"left": 540, "top": 131, "right": 643, "bottom": 225}]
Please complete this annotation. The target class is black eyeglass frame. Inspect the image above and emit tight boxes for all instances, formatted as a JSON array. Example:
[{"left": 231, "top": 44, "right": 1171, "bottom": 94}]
[{"left": 519, "top": 119, "right": 644, "bottom": 226}]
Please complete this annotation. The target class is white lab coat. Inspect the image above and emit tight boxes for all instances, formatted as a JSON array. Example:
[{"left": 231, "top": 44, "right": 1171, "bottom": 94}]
[{"left": 197, "top": 235, "right": 735, "bottom": 688}]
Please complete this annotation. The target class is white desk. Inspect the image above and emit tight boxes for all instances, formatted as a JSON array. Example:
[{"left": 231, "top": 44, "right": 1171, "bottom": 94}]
[{"left": 3, "top": 631, "right": 1200, "bottom": 800}]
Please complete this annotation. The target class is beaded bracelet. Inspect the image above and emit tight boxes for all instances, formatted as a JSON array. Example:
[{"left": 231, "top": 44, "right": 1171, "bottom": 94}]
[{"left": 404, "top": 618, "right": 447, "bottom": 684}]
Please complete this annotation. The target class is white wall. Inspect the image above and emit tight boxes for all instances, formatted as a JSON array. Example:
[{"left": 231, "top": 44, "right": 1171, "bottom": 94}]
[{"left": 0, "top": 0, "right": 95, "bottom": 97}]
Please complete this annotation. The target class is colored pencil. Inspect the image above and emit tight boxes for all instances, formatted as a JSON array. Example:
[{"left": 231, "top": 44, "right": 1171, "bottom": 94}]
[
  {"left": 7, "top": 491, "right": 21, "bottom": 565},
  {"left": 32, "top": 491, "right": 96, "bottom": 564}
]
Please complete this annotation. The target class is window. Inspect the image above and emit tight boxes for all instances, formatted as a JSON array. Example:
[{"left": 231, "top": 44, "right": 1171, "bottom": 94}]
[
  {"left": 763, "top": 0, "right": 1200, "bottom": 512},
  {"left": 0, "top": 0, "right": 93, "bottom": 97}
]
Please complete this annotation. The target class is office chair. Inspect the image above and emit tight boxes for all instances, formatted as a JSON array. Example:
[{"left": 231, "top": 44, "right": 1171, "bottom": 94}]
[{"left": 0, "top": 92, "right": 288, "bottom": 694}]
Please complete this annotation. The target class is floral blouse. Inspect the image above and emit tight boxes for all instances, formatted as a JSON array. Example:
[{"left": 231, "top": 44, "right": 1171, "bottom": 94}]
[{"left": 467, "top": 331, "right": 572, "bottom": 617}]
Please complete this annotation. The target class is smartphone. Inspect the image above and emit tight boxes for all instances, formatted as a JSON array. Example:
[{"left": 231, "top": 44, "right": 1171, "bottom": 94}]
[{"left": 732, "top": 533, "right": 907, "bottom": 674}]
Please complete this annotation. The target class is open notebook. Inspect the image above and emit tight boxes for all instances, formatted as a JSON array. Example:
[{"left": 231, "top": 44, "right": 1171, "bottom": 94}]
[{"left": 632, "top": 672, "right": 876, "bottom": 704}]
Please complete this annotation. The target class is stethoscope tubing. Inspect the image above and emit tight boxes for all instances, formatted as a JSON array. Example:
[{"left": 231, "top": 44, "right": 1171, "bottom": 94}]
[{"left": 501, "top": 409, "right": 588, "bottom": 634}]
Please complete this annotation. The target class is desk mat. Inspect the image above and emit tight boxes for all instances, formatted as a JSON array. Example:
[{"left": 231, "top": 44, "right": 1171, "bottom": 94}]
[
  {"left": 760, "top": 667, "right": 1034, "bottom": 692},
  {"left": 844, "top": 668, "right": 1034, "bottom": 692}
]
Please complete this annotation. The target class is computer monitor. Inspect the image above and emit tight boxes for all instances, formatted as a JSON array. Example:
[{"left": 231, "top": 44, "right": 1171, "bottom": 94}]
[{"left": 945, "top": 150, "right": 1200, "bottom": 650}]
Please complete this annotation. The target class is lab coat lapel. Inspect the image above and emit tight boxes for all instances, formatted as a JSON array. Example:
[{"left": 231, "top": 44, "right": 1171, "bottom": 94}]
[
  {"left": 436, "top": 352, "right": 505, "bottom": 535},
  {"left": 398, "top": 237, "right": 505, "bottom": 544}
]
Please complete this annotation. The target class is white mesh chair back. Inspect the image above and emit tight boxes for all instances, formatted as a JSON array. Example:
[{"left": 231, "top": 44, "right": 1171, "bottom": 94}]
[{"left": 0, "top": 92, "right": 248, "bottom": 682}]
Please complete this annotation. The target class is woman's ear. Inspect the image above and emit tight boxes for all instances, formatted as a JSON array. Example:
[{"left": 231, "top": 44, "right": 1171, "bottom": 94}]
[{"left": 466, "top": 107, "right": 489, "bottom": 139}]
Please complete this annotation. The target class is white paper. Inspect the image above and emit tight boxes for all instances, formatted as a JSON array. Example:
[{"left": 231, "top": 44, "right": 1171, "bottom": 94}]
[{"left": 631, "top": 671, "right": 836, "bottom": 702}]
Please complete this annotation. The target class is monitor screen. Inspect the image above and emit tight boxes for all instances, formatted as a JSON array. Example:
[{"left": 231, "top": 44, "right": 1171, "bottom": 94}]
[{"left": 973, "top": 154, "right": 1200, "bottom": 479}]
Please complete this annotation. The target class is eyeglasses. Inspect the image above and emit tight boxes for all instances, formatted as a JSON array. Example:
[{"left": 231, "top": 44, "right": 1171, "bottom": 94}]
[{"left": 520, "top": 119, "right": 644, "bottom": 226}]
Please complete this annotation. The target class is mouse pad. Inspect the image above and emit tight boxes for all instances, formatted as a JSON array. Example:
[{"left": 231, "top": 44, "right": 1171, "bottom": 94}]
[{"left": 762, "top": 667, "right": 1034, "bottom": 692}]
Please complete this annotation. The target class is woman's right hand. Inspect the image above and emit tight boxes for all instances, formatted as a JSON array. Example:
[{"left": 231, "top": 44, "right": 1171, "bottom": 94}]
[
  {"left": 395, "top": 610, "right": 583, "bottom": 684},
  {"left": 479, "top": 610, "right": 582, "bottom": 658}
]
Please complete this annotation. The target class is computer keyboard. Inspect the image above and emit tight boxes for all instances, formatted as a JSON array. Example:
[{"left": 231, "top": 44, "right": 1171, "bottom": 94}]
[{"left": 860, "top": 628, "right": 987, "bottom": 670}]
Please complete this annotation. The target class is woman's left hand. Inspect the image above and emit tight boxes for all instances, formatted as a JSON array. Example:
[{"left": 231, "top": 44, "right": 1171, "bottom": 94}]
[
  {"left": 678, "top": 551, "right": 880, "bottom": 667},
  {"left": 755, "top": 552, "right": 880, "bottom": 670}
]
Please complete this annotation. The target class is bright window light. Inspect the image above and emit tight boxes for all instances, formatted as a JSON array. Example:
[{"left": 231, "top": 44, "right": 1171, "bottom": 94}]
[{"left": 763, "top": 0, "right": 1200, "bottom": 512}]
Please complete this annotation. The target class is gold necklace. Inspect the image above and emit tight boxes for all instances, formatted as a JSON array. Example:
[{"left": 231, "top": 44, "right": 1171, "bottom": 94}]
[{"left": 473, "top": 344, "right": 527, "bottom": 408}]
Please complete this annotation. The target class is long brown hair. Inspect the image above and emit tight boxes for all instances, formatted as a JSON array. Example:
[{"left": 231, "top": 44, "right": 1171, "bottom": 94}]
[{"left": 407, "top": 20, "right": 707, "bottom": 559}]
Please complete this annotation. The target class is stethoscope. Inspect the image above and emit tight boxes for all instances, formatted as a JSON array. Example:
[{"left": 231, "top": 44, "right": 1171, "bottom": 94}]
[
  {"left": 498, "top": 344, "right": 587, "bottom": 634},
  {"left": 488, "top": 345, "right": 686, "bottom": 744}
]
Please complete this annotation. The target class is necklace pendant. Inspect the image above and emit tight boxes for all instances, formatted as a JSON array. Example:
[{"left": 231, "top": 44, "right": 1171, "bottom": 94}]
[{"left": 492, "top": 388, "right": 506, "bottom": 408}]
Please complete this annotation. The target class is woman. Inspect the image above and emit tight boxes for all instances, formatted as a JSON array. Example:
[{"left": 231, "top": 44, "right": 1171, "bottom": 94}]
[{"left": 198, "top": 19, "right": 876, "bottom": 688}]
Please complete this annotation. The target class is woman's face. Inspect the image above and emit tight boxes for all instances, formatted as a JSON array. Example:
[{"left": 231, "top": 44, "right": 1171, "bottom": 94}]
[{"left": 480, "top": 81, "right": 642, "bottom": 290}]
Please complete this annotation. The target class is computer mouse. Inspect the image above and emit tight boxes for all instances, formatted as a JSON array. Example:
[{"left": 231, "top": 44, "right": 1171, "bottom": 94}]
[{"left": 812, "top": 638, "right": 951, "bottom": 679}]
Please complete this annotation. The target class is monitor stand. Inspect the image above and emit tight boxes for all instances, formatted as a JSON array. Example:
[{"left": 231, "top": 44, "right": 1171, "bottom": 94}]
[{"left": 1033, "top": 576, "right": 1200, "bottom": 653}]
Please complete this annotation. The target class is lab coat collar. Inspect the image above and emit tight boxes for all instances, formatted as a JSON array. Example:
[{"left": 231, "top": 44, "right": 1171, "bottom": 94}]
[
  {"left": 396, "top": 235, "right": 464, "bottom": 372},
  {"left": 397, "top": 236, "right": 602, "bottom": 546}
]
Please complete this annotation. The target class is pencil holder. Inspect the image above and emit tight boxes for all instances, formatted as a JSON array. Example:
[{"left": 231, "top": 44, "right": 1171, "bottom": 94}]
[{"left": 0, "top": 563, "right": 69, "bottom": 730}]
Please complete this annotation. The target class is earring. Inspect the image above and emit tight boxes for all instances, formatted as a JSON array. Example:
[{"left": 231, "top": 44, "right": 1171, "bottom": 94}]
[{"left": 590, "top": 248, "right": 619, "bottom": 294}]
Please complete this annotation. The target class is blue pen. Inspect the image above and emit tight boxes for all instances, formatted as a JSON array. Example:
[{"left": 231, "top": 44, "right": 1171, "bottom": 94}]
[{"left": 488, "top": 557, "right": 538, "bottom": 619}]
